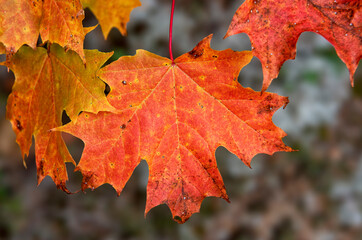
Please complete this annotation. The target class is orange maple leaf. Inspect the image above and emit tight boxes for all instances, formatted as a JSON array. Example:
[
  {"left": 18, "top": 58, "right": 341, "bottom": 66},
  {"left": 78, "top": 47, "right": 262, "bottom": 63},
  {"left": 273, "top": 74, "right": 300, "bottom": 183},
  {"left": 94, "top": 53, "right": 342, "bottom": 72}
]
[
  {"left": 226, "top": 0, "right": 362, "bottom": 92},
  {"left": 81, "top": 0, "right": 141, "bottom": 38},
  {"left": 6, "top": 44, "right": 114, "bottom": 191},
  {"left": 0, "top": 0, "right": 87, "bottom": 60},
  {"left": 57, "top": 35, "right": 292, "bottom": 223}
]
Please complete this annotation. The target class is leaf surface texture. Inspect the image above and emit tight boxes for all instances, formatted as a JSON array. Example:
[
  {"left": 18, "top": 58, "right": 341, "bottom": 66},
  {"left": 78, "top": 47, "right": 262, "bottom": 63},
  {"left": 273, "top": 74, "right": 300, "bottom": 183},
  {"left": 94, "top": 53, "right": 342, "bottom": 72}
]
[
  {"left": 226, "top": 0, "right": 362, "bottom": 91},
  {"left": 6, "top": 44, "right": 114, "bottom": 190},
  {"left": 59, "top": 35, "right": 292, "bottom": 223}
]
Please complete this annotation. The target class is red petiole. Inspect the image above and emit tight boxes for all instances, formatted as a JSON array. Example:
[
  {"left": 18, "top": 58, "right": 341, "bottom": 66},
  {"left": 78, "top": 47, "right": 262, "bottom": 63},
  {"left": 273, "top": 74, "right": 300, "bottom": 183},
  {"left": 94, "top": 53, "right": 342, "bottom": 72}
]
[{"left": 169, "top": 0, "right": 175, "bottom": 63}]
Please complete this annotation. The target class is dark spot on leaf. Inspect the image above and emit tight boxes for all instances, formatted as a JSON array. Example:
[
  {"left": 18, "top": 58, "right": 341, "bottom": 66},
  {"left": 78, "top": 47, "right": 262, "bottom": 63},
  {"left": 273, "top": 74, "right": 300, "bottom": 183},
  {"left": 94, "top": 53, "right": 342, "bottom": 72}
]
[
  {"left": 122, "top": 80, "right": 127, "bottom": 85},
  {"left": 274, "top": 143, "right": 285, "bottom": 150},
  {"left": 37, "top": 158, "right": 45, "bottom": 179},
  {"left": 257, "top": 104, "right": 274, "bottom": 114},
  {"left": 82, "top": 173, "right": 93, "bottom": 191},
  {"left": 288, "top": 23, "right": 295, "bottom": 28},
  {"left": 120, "top": 22, "right": 126, "bottom": 30},
  {"left": 16, "top": 119, "right": 23, "bottom": 131},
  {"left": 188, "top": 48, "right": 204, "bottom": 58},
  {"left": 120, "top": 124, "right": 126, "bottom": 129},
  {"left": 265, "top": 95, "right": 272, "bottom": 101},
  {"left": 174, "top": 216, "right": 182, "bottom": 222},
  {"left": 212, "top": 55, "right": 218, "bottom": 58},
  {"left": 262, "top": 104, "right": 273, "bottom": 112}
]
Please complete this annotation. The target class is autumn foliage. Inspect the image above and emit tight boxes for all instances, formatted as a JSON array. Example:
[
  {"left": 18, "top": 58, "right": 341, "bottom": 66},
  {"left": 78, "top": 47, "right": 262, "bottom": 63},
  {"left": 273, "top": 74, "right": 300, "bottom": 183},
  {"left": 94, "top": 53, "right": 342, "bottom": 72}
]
[
  {"left": 226, "top": 0, "right": 361, "bottom": 91},
  {"left": 0, "top": 0, "right": 361, "bottom": 223},
  {"left": 6, "top": 44, "right": 114, "bottom": 190}
]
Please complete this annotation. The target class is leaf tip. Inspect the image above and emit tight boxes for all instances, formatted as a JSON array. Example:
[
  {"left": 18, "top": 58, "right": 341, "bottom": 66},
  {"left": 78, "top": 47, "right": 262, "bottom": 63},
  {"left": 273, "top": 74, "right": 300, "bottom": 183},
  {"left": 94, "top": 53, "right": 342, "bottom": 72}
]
[
  {"left": 173, "top": 215, "right": 188, "bottom": 224},
  {"left": 57, "top": 182, "right": 72, "bottom": 194},
  {"left": 283, "top": 97, "right": 290, "bottom": 109},
  {"left": 84, "top": 24, "right": 98, "bottom": 35},
  {"left": 224, "top": 195, "right": 231, "bottom": 203},
  {"left": 350, "top": 71, "right": 355, "bottom": 87},
  {"left": 22, "top": 158, "right": 28, "bottom": 169}
]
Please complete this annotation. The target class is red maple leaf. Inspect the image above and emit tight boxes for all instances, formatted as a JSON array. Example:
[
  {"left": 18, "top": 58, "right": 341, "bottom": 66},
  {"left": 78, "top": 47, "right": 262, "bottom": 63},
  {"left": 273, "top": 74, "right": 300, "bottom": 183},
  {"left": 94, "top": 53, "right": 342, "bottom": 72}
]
[
  {"left": 226, "top": 0, "right": 362, "bottom": 92},
  {"left": 56, "top": 35, "right": 292, "bottom": 223}
]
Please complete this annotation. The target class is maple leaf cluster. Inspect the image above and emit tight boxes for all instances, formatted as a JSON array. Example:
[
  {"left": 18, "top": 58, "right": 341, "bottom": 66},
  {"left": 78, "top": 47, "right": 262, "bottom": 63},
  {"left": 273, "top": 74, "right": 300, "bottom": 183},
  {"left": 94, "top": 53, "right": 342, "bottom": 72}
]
[{"left": 0, "top": 0, "right": 360, "bottom": 223}]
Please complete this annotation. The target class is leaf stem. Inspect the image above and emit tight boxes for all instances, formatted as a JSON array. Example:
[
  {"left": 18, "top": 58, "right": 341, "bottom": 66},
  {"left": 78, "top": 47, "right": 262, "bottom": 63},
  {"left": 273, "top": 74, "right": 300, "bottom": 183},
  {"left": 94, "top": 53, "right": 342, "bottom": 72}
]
[{"left": 169, "top": 0, "right": 175, "bottom": 63}]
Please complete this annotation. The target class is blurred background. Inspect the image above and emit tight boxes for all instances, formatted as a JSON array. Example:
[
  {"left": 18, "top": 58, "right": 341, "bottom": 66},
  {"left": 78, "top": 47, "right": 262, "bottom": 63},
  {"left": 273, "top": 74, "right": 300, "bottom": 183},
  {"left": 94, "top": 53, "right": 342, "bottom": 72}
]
[{"left": 0, "top": 0, "right": 361, "bottom": 239}]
